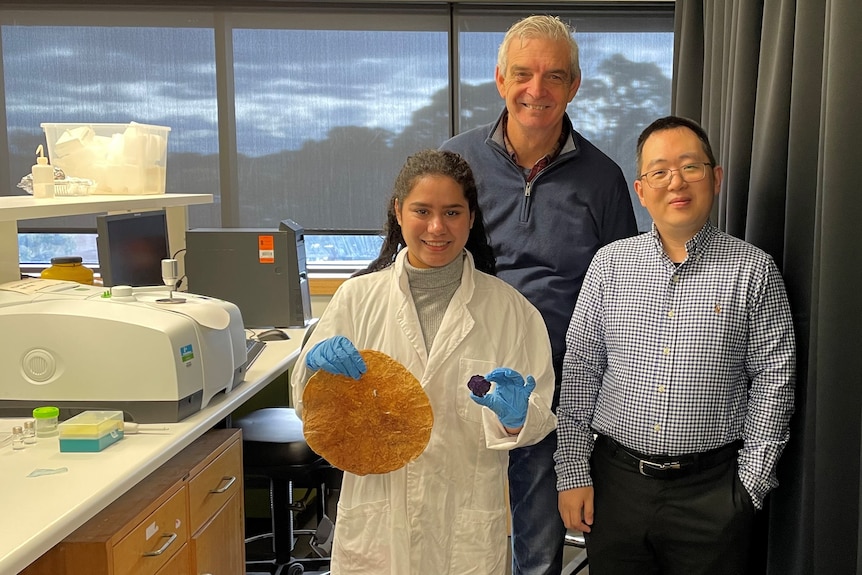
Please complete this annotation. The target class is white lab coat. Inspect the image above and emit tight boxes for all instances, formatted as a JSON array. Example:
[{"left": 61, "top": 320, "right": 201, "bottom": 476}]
[{"left": 292, "top": 249, "right": 556, "bottom": 575}]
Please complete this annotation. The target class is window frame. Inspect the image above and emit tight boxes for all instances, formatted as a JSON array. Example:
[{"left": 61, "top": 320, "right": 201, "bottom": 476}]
[{"left": 3, "top": 1, "right": 674, "bottom": 279}]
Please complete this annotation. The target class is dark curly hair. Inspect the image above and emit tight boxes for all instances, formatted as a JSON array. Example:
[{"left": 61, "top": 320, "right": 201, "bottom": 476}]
[{"left": 356, "top": 149, "right": 496, "bottom": 276}]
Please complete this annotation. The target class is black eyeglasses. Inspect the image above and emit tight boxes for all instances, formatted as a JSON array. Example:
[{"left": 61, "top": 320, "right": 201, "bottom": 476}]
[{"left": 639, "top": 162, "right": 713, "bottom": 189}]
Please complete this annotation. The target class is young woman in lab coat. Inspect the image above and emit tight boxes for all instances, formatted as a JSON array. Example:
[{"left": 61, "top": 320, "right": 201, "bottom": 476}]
[{"left": 292, "top": 149, "right": 557, "bottom": 575}]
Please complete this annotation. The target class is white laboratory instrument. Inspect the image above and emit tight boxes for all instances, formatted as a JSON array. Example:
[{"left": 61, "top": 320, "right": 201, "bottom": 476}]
[{"left": 0, "top": 278, "right": 248, "bottom": 423}]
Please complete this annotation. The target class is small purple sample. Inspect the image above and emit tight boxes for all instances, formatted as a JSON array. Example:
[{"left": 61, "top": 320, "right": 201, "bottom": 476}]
[{"left": 467, "top": 374, "right": 492, "bottom": 397}]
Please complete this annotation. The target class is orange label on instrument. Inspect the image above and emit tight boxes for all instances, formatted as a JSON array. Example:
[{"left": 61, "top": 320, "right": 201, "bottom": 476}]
[{"left": 258, "top": 235, "right": 275, "bottom": 264}]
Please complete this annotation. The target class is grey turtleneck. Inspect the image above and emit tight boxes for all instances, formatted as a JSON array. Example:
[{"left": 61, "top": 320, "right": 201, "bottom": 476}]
[{"left": 404, "top": 252, "right": 464, "bottom": 352}]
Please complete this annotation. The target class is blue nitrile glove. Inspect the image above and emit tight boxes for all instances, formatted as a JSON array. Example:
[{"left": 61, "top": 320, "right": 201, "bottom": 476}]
[
  {"left": 469, "top": 367, "right": 535, "bottom": 429},
  {"left": 305, "top": 335, "right": 367, "bottom": 380}
]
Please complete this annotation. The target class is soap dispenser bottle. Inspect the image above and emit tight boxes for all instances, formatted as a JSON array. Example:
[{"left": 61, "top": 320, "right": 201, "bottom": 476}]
[{"left": 31, "top": 144, "right": 54, "bottom": 198}]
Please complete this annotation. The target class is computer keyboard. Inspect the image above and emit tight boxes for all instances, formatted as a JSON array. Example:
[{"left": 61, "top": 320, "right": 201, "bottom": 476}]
[{"left": 246, "top": 338, "right": 266, "bottom": 369}]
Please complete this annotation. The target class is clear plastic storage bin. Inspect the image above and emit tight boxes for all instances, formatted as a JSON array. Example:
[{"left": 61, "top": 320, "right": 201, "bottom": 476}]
[{"left": 41, "top": 122, "right": 170, "bottom": 195}]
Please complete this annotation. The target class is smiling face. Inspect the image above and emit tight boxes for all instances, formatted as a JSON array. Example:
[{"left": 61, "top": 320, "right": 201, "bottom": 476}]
[
  {"left": 395, "top": 174, "right": 475, "bottom": 269},
  {"left": 495, "top": 36, "right": 580, "bottom": 140},
  {"left": 634, "top": 126, "right": 723, "bottom": 243}
]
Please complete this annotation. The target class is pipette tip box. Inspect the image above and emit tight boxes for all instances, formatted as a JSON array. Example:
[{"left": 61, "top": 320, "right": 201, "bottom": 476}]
[{"left": 58, "top": 410, "right": 124, "bottom": 452}]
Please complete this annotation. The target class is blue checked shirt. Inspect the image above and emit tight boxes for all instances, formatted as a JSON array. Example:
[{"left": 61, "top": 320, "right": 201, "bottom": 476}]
[{"left": 555, "top": 222, "right": 796, "bottom": 508}]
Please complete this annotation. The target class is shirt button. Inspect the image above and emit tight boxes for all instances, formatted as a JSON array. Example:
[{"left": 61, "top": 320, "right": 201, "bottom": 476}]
[
  {"left": 663, "top": 347, "right": 670, "bottom": 355},
  {"left": 672, "top": 275, "right": 680, "bottom": 283},
  {"left": 668, "top": 310, "right": 675, "bottom": 318},
  {"left": 653, "top": 424, "right": 661, "bottom": 433},
  {"left": 658, "top": 385, "right": 666, "bottom": 393}
]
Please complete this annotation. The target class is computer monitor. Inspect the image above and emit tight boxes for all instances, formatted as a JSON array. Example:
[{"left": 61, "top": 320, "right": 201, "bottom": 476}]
[{"left": 96, "top": 210, "right": 169, "bottom": 287}]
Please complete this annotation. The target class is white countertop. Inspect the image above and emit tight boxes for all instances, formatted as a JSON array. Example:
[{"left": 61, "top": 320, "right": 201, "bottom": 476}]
[{"left": 0, "top": 329, "right": 305, "bottom": 575}]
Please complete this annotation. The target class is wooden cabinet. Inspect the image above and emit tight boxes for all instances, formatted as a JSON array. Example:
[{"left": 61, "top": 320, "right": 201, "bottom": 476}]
[
  {"left": 22, "top": 428, "right": 244, "bottom": 575},
  {"left": 113, "top": 487, "right": 189, "bottom": 575},
  {"left": 191, "top": 486, "right": 245, "bottom": 575},
  {"left": 188, "top": 435, "right": 246, "bottom": 574}
]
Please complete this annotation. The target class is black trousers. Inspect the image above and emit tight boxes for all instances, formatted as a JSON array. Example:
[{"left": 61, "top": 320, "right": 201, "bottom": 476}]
[{"left": 585, "top": 436, "right": 756, "bottom": 575}]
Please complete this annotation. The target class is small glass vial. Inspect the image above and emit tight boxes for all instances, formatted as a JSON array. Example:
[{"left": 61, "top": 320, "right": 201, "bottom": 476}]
[
  {"left": 33, "top": 406, "right": 60, "bottom": 438},
  {"left": 23, "top": 420, "right": 37, "bottom": 444},
  {"left": 11, "top": 425, "right": 25, "bottom": 450}
]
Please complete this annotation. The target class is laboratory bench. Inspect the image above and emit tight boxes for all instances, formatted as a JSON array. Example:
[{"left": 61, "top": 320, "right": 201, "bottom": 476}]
[{"left": 0, "top": 328, "right": 307, "bottom": 575}]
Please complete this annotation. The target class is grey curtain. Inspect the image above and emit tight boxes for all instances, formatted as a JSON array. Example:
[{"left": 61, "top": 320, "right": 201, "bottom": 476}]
[{"left": 673, "top": 0, "right": 862, "bottom": 573}]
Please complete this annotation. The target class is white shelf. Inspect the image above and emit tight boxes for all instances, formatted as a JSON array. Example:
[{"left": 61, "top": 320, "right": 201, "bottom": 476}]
[
  {"left": 0, "top": 193, "right": 214, "bottom": 284},
  {"left": 0, "top": 193, "right": 212, "bottom": 222}
]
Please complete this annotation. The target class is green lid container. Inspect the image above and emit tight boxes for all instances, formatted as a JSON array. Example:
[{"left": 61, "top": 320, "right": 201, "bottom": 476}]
[
  {"left": 33, "top": 406, "right": 60, "bottom": 419},
  {"left": 32, "top": 406, "right": 60, "bottom": 438}
]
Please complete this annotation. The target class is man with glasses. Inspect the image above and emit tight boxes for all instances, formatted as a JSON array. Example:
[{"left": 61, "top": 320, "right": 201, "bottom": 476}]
[
  {"left": 555, "top": 115, "right": 796, "bottom": 574},
  {"left": 440, "top": 14, "right": 638, "bottom": 575}
]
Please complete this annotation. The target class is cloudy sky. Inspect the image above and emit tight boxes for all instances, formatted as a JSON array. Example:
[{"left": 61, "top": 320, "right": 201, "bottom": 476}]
[{"left": 3, "top": 23, "right": 671, "bottom": 157}]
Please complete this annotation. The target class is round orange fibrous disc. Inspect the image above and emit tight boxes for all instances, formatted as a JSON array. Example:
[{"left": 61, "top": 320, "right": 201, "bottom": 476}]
[{"left": 302, "top": 349, "right": 434, "bottom": 476}]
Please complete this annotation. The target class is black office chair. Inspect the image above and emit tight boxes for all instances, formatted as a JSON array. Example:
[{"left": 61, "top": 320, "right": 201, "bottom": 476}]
[
  {"left": 237, "top": 321, "right": 340, "bottom": 575},
  {"left": 236, "top": 406, "right": 339, "bottom": 575}
]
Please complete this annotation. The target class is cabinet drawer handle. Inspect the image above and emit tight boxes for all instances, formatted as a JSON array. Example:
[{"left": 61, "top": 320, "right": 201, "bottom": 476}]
[
  {"left": 210, "top": 475, "right": 237, "bottom": 494},
  {"left": 143, "top": 532, "right": 177, "bottom": 557}
]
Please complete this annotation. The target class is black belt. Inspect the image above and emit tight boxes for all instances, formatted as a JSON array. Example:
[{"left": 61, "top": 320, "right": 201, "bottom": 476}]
[{"left": 596, "top": 435, "right": 742, "bottom": 479}]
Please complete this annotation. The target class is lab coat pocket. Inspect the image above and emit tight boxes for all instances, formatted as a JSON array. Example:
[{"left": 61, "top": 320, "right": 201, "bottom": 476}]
[
  {"left": 450, "top": 506, "right": 508, "bottom": 574},
  {"left": 457, "top": 358, "right": 497, "bottom": 423},
  {"left": 332, "top": 499, "right": 393, "bottom": 572}
]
